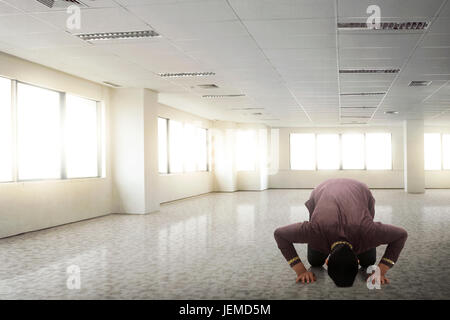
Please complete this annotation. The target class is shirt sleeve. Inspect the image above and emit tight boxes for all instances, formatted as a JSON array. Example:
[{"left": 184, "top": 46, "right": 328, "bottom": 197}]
[
  {"left": 367, "top": 222, "right": 408, "bottom": 268},
  {"left": 368, "top": 193, "right": 375, "bottom": 219},
  {"left": 274, "top": 222, "right": 312, "bottom": 267},
  {"left": 305, "top": 194, "right": 315, "bottom": 218}
]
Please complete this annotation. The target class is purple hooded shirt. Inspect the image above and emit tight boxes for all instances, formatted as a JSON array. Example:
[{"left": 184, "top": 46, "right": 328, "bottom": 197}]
[{"left": 274, "top": 178, "right": 408, "bottom": 268}]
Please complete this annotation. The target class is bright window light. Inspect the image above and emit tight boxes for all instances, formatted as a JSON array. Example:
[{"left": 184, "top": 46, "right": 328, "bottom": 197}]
[
  {"left": 342, "top": 133, "right": 365, "bottom": 169},
  {"left": 17, "top": 83, "right": 61, "bottom": 180},
  {"left": 366, "top": 133, "right": 392, "bottom": 170},
  {"left": 0, "top": 77, "right": 12, "bottom": 182},
  {"left": 196, "top": 128, "right": 208, "bottom": 171},
  {"left": 443, "top": 134, "right": 450, "bottom": 170},
  {"left": 158, "top": 118, "right": 168, "bottom": 174},
  {"left": 236, "top": 130, "right": 256, "bottom": 171},
  {"left": 169, "top": 120, "right": 184, "bottom": 173},
  {"left": 424, "top": 133, "right": 442, "bottom": 170},
  {"left": 317, "top": 134, "right": 340, "bottom": 170},
  {"left": 65, "top": 94, "right": 99, "bottom": 178},
  {"left": 184, "top": 124, "right": 197, "bottom": 172},
  {"left": 290, "top": 133, "right": 315, "bottom": 170}
]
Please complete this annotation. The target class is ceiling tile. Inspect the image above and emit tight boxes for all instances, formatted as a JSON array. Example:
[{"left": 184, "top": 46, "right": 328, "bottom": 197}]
[{"left": 228, "top": 0, "right": 335, "bottom": 20}]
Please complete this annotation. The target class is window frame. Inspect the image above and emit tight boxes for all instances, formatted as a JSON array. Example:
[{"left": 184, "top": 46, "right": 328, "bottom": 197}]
[
  {"left": 289, "top": 132, "right": 393, "bottom": 171},
  {"left": 424, "top": 132, "right": 450, "bottom": 171},
  {"left": 0, "top": 76, "right": 14, "bottom": 182},
  {"left": 158, "top": 117, "right": 210, "bottom": 175},
  {"left": 0, "top": 77, "right": 104, "bottom": 183},
  {"left": 196, "top": 127, "right": 209, "bottom": 173},
  {"left": 341, "top": 133, "right": 366, "bottom": 170},
  {"left": 64, "top": 92, "right": 103, "bottom": 180},
  {"left": 289, "top": 133, "right": 316, "bottom": 171},
  {"left": 236, "top": 129, "right": 257, "bottom": 172}
]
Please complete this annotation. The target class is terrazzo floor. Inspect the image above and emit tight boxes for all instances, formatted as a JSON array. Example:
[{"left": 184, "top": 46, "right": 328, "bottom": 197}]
[{"left": 0, "top": 189, "right": 449, "bottom": 299}]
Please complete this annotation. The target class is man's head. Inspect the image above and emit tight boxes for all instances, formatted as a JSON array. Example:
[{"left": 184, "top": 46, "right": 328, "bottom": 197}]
[{"left": 327, "top": 243, "right": 358, "bottom": 287}]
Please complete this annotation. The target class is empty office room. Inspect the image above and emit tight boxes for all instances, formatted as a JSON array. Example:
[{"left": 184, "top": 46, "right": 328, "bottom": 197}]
[{"left": 0, "top": 0, "right": 449, "bottom": 305}]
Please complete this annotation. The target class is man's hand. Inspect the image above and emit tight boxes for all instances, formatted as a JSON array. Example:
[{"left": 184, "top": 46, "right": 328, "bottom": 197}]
[
  {"left": 296, "top": 270, "right": 316, "bottom": 284},
  {"left": 291, "top": 262, "right": 316, "bottom": 284},
  {"left": 378, "top": 263, "right": 390, "bottom": 285},
  {"left": 368, "top": 263, "right": 390, "bottom": 285}
]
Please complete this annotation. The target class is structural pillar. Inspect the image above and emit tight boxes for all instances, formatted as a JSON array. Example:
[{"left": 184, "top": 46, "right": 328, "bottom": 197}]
[{"left": 403, "top": 119, "right": 425, "bottom": 194}]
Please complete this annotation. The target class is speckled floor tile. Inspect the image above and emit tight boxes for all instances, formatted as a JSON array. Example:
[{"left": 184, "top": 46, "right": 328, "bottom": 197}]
[{"left": 0, "top": 189, "right": 449, "bottom": 299}]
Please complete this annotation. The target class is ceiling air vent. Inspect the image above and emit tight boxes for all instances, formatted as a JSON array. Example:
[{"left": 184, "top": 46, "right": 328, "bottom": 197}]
[
  {"left": 76, "top": 30, "right": 160, "bottom": 41},
  {"left": 340, "top": 68, "right": 400, "bottom": 74},
  {"left": 341, "top": 122, "right": 367, "bottom": 125},
  {"left": 231, "top": 107, "right": 264, "bottom": 110},
  {"left": 340, "top": 106, "right": 376, "bottom": 109},
  {"left": 36, "top": 0, "right": 86, "bottom": 8},
  {"left": 197, "top": 84, "right": 219, "bottom": 89},
  {"left": 340, "top": 115, "right": 371, "bottom": 118},
  {"left": 409, "top": 80, "right": 432, "bottom": 87},
  {"left": 103, "top": 81, "right": 121, "bottom": 88},
  {"left": 202, "top": 94, "right": 245, "bottom": 98},
  {"left": 338, "top": 21, "right": 429, "bottom": 30},
  {"left": 158, "top": 72, "right": 215, "bottom": 78},
  {"left": 340, "top": 92, "right": 386, "bottom": 96}
]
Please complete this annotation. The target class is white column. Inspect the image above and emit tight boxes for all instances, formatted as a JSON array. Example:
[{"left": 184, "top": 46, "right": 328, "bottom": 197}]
[
  {"left": 212, "top": 121, "right": 237, "bottom": 192},
  {"left": 143, "top": 89, "right": 160, "bottom": 213},
  {"left": 111, "top": 88, "right": 146, "bottom": 213},
  {"left": 111, "top": 88, "right": 160, "bottom": 214},
  {"left": 403, "top": 119, "right": 425, "bottom": 194}
]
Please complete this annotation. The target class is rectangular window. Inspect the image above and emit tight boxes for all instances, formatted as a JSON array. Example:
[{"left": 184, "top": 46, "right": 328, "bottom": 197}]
[
  {"left": 317, "top": 134, "right": 340, "bottom": 170},
  {"left": 236, "top": 130, "right": 256, "bottom": 171},
  {"left": 17, "top": 83, "right": 61, "bottom": 180},
  {"left": 366, "top": 133, "right": 392, "bottom": 170},
  {"left": 290, "top": 133, "right": 315, "bottom": 170},
  {"left": 0, "top": 77, "right": 12, "bottom": 182},
  {"left": 196, "top": 127, "right": 208, "bottom": 171},
  {"left": 443, "top": 134, "right": 450, "bottom": 170},
  {"left": 65, "top": 94, "right": 99, "bottom": 178},
  {"left": 424, "top": 133, "right": 442, "bottom": 170},
  {"left": 158, "top": 117, "right": 168, "bottom": 174},
  {"left": 184, "top": 123, "right": 197, "bottom": 172},
  {"left": 169, "top": 120, "right": 184, "bottom": 173},
  {"left": 342, "top": 133, "right": 365, "bottom": 170}
]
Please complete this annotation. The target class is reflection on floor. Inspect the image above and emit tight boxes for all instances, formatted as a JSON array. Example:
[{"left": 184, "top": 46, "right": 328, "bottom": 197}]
[{"left": 0, "top": 189, "right": 449, "bottom": 299}]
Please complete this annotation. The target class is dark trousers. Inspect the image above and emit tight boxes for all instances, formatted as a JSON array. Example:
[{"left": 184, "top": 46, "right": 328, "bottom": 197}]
[{"left": 307, "top": 246, "right": 376, "bottom": 268}]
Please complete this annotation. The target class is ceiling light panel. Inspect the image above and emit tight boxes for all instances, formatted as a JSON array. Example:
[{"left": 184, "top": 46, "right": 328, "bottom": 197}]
[
  {"left": 337, "top": 21, "right": 429, "bottom": 30},
  {"left": 197, "top": 84, "right": 219, "bottom": 89},
  {"left": 339, "top": 69, "right": 400, "bottom": 74},
  {"left": 202, "top": 94, "right": 246, "bottom": 98},
  {"left": 158, "top": 72, "right": 215, "bottom": 78},
  {"left": 409, "top": 80, "right": 432, "bottom": 87},
  {"left": 76, "top": 30, "right": 160, "bottom": 41},
  {"left": 340, "top": 92, "right": 386, "bottom": 96}
]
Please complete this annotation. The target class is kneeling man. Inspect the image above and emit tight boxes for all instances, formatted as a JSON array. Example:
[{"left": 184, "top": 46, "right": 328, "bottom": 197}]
[{"left": 274, "top": 178, "right": 408, "bottom": 287}]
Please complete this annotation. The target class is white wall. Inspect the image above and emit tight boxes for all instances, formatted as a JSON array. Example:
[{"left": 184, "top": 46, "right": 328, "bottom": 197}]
[
  {"left": 404, "top": 120, "right": 425, "bottom": 193},
  {"left": 0, "top": 52, "right": 112, "bottom": 238},
  {"left": 157, "top": 103, "right": 214, "bottom": 203},
  {"left": 212, "top": 121, "right": 238, "bottom": 192},
  {"left": 236, "top": 123, "right": 269, "bottom": 191},
  {"left": 111, "top": 88, "right": 161, "bottom": 213},
  {"left": 269, "top": 126, "right": 404, "bottom": 189},
  {"left": 110, "top": 88, "right": 146, "bottom": 213},
  {"left": 269, "top": 125, "right": 450, "bottom": 189},
  {"left": 424, "top": 126, "right": 450, "bottom": 188}
]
